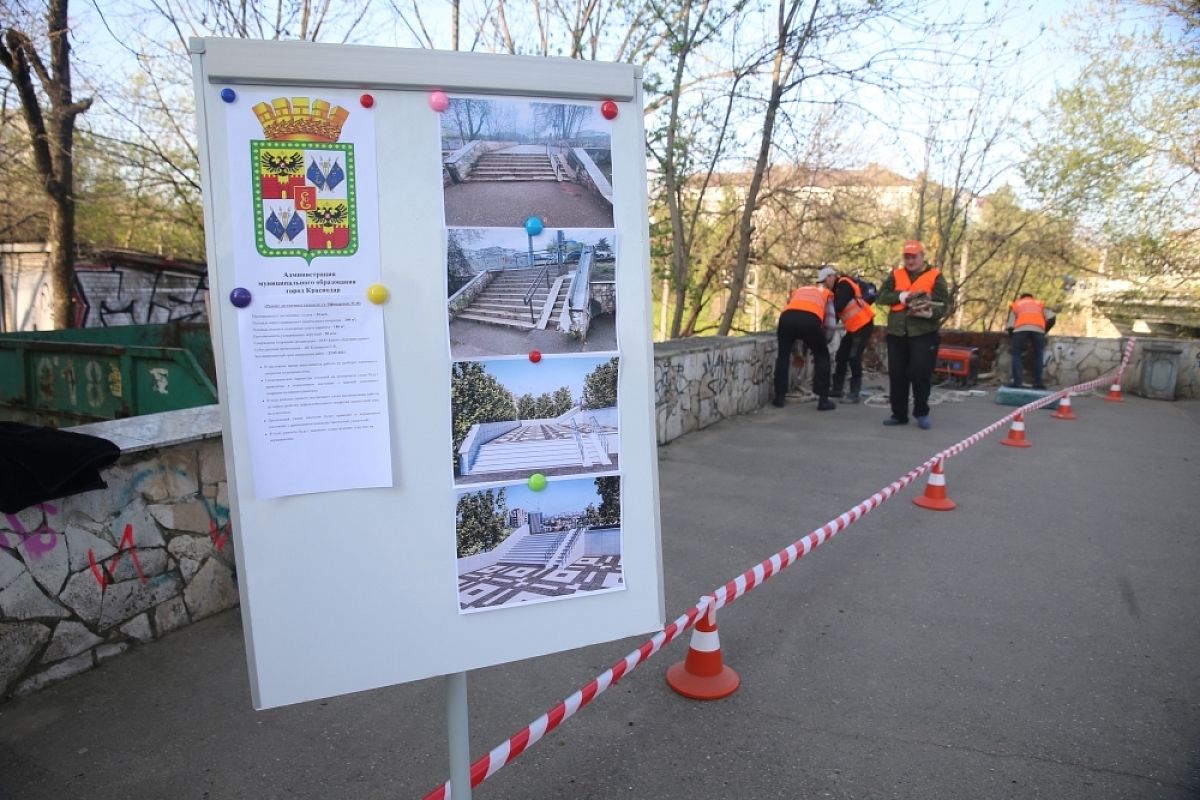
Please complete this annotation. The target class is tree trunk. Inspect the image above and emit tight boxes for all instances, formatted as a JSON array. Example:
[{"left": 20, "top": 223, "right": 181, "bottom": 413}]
[
  {"left": 47, "top": 197, "right": 75, "bottom": 328},
  {"left": 718, "top": 0, "right": 808, "bottom": 336},
  {"left": 1, "top": 0, "right": 91, "bottom": 329}
]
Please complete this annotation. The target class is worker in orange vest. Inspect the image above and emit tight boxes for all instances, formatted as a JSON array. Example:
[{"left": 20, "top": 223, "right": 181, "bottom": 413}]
[
  {"left": 829, "top": 272, "right": 877, "bottom": 403},
  {"left": 1005, "top": 292, "right": 1056, "bottom": 389},
  {"left": 773, "top": 266, "right": 838, "bottom": 410},
  {"left": 875, "top": 240, "right": 950, "bottom": 429}
]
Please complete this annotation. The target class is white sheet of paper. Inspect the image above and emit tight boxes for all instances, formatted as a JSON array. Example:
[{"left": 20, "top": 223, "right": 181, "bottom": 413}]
[{"left": 224, "top": 90, "right": 392, "bottom": 498}]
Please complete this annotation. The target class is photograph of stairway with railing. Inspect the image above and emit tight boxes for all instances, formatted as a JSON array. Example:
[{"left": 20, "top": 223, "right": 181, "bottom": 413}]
[
  {"left": 452, "top": 262, "right": 570, "bottom": 330},
  {"left": 447, "top": 227, "right": 617, "bottom": 357},
  {"left": 455, "top": 477, "right": 623, "bottom": 612}
]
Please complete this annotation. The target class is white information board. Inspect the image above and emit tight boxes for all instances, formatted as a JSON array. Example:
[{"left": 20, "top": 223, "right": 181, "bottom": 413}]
[{"left": 191, "top": 39, "right": 664, "bottom": 709}]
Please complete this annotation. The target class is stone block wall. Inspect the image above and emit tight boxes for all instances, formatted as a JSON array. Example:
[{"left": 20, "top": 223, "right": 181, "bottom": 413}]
[
  {"left": 1, "top": 410, "right": 235, "bottom": 700},
  {"left": 654, "top": 335, "right": 775, "bottom": 444},
  {"left": 986, "top": 335, "right": 1198, "bottom": 399},
  {"left": 3, "top": 332, "right": 1195, "bottom": 701}
]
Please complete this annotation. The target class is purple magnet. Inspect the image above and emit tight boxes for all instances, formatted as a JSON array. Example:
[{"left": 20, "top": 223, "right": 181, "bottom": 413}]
[
  {"left": 429, "top": 90, "right": 450, "bottom": 112},
  {"left": 360, "top": 93, "right": 375, "bottom": 108},
  {"left": 229, "top": 287, "right": 251, "bottom": 308},
  {"left": 524, "top": 216, "right": 544, "bottom": 236},
  {"left": 220, "top": 88, "right": 237, "bottom": 104},
  {"left": 601, "top": 99, "right": 618, "bottom": 120}
]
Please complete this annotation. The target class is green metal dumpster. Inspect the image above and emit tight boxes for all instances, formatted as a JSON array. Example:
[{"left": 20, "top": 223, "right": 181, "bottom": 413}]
[{"left": 0, "top": 323, "right": 217, "bottom": 426}]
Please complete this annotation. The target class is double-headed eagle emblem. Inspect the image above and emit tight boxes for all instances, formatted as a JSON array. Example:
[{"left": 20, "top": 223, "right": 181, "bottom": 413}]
[{"left": 250, "top": 97, "right": 358, "bottom": 262}]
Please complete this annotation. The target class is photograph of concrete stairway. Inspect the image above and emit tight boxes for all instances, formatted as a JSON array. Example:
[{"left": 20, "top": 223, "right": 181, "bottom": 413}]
[
  {"left": 454, "top": 267, "right": 570, "bottom": 330},
  {"left": 447, "top": 227, "right": 619, "bottom": 356},
  {"left": 467, "top": 145, "right": 564, "bottom": 182},
  {"left": 440, "top": 96, "right": 614, "bottom": 227}
]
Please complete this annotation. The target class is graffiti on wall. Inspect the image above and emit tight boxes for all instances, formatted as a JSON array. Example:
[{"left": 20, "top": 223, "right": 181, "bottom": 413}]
[
  {"left": 73, "top": 263, "right": 209, "bottom": 328},
  {"left": 654, "top": 339, "right": 774, "bottom": 444},
  {"left": 0, "top": 503, "right": 60, "bottom": 560},
  {"left": 0, "top": 467, "right": 231, "bottom": 568}
]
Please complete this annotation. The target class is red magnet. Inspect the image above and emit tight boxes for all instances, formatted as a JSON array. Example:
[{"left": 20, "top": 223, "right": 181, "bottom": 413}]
[
  {"left": 360, "top": 94, "right": 375, "bottom": 108},
  {"left": 529, "top": 350, "right": 542, "bottom": 363},
  {"left": 601, "top": 99, "right": 618, "bottom": 120}
]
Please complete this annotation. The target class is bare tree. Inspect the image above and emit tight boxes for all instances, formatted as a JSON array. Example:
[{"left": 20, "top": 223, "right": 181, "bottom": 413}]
[
  {"left": 647, "top": 0, "right": 751, "bottom": 338},
  {"left": 1, "top": 0, "right": 92, "bottom": 328},
  {"left": 718, "top": 0, "right": 907, "bottom": 336}
]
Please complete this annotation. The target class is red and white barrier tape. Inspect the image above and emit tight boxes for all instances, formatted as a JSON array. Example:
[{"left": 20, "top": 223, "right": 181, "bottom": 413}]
[{"left": 424, "top": 337, "right": 1137, "bottom": 799}]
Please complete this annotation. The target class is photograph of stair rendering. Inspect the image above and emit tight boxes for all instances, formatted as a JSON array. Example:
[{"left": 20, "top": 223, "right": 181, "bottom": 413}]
[
  {"left": 447, "top": 226, "right": 617, "bottom": 357},
  {"left": 440, "top": 96, "right": 614, "bottom": 228},
  {"left": 452, "top": 356, "right": 619, "bottom": 486},
  {"left": 455, "top": 476, "right": 623, "bottom": 612}
]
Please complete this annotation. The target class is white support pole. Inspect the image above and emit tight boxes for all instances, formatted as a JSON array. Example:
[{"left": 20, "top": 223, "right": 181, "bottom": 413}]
[{"left": 447, "top": 671, "right": 472, "bottom": 800}]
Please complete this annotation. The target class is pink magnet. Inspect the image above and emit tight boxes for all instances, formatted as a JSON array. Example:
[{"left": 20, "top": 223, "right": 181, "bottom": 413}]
[
  {"left": 601, "top": 100, "right": 618, "bottom": 120},
  {"left": 529, "top": 350, "right": 542, "bottom": 363},
  {"left": 360, "top": 94, "right": 375, "bottom": 108},
  {"left": 429, "top": 91, "right": 450, "bottom": 112}
]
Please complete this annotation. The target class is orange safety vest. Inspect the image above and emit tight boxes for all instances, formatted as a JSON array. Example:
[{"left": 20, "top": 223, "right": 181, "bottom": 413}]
[
  {"left": 836, "top": 277, "right": 875, "bottom": 333},
  {"left": 784, "top": 286, "right": 831, "bottom": 321},
  {"left": 1010, "top": 297, "right": 1046, "bottom": 330},
  {"left": 890, "top": 266, "right": 941, "bottom": 312}
]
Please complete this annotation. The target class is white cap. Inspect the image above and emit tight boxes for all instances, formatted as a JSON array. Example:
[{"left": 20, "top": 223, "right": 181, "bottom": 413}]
[{"left": 817, "top": 266, "right": 838, "bottom": 283}]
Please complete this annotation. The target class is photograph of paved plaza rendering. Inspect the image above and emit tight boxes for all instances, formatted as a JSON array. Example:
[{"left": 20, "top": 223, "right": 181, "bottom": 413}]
[
  {"left": 451, "top": 356, "right": 619, "bottom": 486},
  {"left": 455, "top": 476, "right": 622, "bottom": 612}
]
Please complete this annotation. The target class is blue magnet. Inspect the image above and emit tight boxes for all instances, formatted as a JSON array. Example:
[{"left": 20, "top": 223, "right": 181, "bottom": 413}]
[
  {"left": 220, "top": 88, "right": 237, "bottom": 103},
  {"left": 524, "top": 216, "right": 544, "bottom": 236},
  {"left": 229, "top": 287, "right": 251, "bottom": 308}
]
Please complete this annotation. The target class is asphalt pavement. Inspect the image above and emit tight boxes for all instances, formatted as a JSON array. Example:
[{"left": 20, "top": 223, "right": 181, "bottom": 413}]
[{"left": 2, "top": 388, "right": 1198, "bottom": 800}]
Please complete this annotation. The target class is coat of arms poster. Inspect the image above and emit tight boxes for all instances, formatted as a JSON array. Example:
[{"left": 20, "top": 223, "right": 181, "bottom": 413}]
[{"left": 224, "top": 90, "right": 392, "bottom": 498}]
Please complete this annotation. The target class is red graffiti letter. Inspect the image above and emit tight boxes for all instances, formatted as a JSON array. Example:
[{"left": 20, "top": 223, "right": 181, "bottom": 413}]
[{"left": 88, "top": 523, "right": 147, "bottom": 588}]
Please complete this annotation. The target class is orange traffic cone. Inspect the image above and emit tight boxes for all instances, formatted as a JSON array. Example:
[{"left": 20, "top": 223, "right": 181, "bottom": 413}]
[
  {"left": 913, "top": 457, "right": 956, "bottom": 511},
  {"left": 666, "top": 603, "right": 740, "bottom": 700},
  {"left": 1001, "top": 412, "right": 1033, "bottom": 447},
  {"left": 1104, "top": 381, "right": 1124, "bottom": 402},
  {"left": 1051, "top": 392, "right": 1077, "bottom": 420}
]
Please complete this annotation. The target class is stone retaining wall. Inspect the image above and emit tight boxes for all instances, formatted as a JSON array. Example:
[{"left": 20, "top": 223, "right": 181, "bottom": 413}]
[
  {"left": 653, "top": 335, "right": 775, "bottom": 444},
  {"left": 2, "top": 332, "right": 1195, "bottom": 700},
  {"left": 1, "top": 409, "right": 233, "bottom": 700}
]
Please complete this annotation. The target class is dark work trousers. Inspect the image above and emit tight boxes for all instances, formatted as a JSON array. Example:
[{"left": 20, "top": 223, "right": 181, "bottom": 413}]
[
  {"left": 1010, "top": 330, "right": 1046, "bottom": 387},
  {"left": 774, "top": 309, "right": 831, "bottom": 402},
  {"left": 885, "top": 331, "right": 939, "bottom": 421},
  {"left": 833, "top": 322, "right": 875, "bottom": 395}
]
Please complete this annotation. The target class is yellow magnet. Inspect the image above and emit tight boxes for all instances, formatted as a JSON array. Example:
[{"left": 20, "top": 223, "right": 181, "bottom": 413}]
[{"left": 367, "top": 284, "right": 389, "bottom": 304}]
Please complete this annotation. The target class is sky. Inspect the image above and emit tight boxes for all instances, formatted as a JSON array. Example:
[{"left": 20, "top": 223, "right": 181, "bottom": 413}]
[
  {"left": 459, "top": 474, "right": 612, "bottom": 516},
  {"left": 482, "top": 353, "right": 614, "bottom": 400},
  {"left": 47, "top": 0, "right": 1125, "bottom": 199},
  {"left": 450, "top": 227, "right": 616, "bottom": 255}
]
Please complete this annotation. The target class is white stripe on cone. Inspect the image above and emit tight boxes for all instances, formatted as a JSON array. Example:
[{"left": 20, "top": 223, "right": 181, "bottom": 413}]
[{"left": 689, "top": 628, "right": 721, "bottom": 653}]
